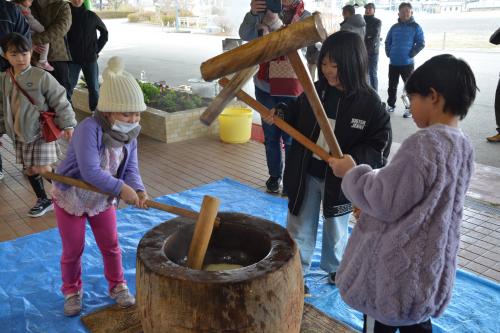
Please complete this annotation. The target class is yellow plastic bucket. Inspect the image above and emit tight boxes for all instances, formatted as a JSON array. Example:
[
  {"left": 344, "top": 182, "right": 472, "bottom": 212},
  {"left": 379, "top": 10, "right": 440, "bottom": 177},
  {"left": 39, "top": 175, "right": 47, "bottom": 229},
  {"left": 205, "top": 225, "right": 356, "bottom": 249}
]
[{"left": 218, "top": 106, "right": 253, "bottom": 144}]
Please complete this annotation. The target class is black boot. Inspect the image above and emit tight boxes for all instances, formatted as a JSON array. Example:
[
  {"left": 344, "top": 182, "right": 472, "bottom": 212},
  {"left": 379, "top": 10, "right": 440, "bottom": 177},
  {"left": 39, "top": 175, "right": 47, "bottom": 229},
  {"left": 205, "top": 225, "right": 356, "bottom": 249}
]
[{"left": 27, "top": 174, "right": 53, "bottom": 217}]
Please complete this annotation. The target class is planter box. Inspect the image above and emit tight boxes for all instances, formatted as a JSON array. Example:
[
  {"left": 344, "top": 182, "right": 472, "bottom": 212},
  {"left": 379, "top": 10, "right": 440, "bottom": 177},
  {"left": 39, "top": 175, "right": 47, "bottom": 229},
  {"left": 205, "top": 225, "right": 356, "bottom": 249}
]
[{"left": 72, "top": 88, "right": 219, "bottom": 143}]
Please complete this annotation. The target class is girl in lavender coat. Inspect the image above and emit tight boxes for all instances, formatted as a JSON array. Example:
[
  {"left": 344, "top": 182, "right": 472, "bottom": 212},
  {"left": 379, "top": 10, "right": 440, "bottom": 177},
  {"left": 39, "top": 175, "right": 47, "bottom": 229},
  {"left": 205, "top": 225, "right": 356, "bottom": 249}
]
[
  {"left": 329, "top": 54, "right": 478, "bottom": 332},
  {"left": 52, "top": 57, "right": 149, "bottom": 317}
]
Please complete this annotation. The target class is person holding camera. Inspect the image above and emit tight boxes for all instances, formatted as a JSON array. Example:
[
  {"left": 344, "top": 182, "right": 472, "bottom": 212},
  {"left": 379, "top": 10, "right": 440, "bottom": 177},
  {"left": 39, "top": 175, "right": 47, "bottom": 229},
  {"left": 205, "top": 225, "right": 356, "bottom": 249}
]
[{"left": 239, "top": 0, "right": 315, "bottom": 195}]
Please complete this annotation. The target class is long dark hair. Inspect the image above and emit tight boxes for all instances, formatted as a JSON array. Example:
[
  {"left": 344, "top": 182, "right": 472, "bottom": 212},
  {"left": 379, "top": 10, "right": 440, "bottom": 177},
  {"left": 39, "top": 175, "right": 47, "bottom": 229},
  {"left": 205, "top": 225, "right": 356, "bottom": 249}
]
[{"left": 317, "top": 30, "right": 370, "bottom": 95}]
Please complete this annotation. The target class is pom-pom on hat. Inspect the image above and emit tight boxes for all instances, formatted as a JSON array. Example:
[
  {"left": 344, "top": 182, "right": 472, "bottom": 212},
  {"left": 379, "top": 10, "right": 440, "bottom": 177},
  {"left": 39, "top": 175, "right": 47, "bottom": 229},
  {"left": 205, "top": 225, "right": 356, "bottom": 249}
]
[{"left": 97, "top": 56, "right": 147, "bottom": 113}]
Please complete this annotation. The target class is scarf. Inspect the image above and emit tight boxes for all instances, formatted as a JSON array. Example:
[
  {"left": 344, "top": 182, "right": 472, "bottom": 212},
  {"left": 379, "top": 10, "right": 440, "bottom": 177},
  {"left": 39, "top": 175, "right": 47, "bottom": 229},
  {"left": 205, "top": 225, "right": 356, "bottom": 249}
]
[
  {"left": 281, "top": 0, "right": 304, "bottom": 25},
  {"left": 93, "top": 111, "right": 141, "bottom": 148},
  {"left": 256, "top": 0, "right": 305, "bottom": 97}
]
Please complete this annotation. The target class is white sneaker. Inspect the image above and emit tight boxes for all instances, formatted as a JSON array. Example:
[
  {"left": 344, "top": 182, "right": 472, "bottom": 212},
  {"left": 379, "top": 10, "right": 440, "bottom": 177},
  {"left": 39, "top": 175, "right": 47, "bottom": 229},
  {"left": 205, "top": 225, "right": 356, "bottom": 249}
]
[{"left": 0, "top": 171, "right": 4, "bottom": 180}]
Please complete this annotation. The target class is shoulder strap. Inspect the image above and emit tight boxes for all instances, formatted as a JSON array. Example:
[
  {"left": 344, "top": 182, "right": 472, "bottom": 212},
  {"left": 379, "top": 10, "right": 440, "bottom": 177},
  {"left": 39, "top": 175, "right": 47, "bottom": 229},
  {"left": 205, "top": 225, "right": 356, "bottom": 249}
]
[{"left": 7, "top": 69, "right": 37, "bottom": 105}]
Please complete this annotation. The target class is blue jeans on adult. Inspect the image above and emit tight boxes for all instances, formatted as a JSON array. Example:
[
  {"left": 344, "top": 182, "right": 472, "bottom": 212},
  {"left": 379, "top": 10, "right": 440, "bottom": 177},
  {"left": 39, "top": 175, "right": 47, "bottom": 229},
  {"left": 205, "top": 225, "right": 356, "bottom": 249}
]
[
  {"left": 286, "top": 174, "right": 350, "bottom": 274},
  {"left": 367, "top": 53, "right": 379, "bottom": 91},
  {"left": 255, "top": 86, "right": 296, "bottom": 180},
  {"left": 68, "top": 61, "right": 100, "bottom": 112}
]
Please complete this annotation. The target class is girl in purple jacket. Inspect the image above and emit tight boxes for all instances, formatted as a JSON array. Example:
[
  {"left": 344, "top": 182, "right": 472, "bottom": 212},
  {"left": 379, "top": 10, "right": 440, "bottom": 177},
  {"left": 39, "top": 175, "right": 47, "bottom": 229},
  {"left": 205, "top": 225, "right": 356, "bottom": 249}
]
[
  {"left": 52, "top": 57, "right": 148, "bottom": 317},
  {"left": 329, "top": 54, "right": 477, "bottom": 332}
]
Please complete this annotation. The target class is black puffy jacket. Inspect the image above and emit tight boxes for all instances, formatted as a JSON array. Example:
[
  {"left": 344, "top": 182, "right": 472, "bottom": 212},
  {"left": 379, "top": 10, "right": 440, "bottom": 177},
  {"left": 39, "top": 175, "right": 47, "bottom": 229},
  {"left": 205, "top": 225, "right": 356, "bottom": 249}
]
[
  {"left": 283, "top": 82, "right": 392, "bottom": 218},
  {"left": 0, "top": 0, "right": 31, "bottom": 71},
  {"left": 364, "top": 15, "right": 381, "bottom": 55}
]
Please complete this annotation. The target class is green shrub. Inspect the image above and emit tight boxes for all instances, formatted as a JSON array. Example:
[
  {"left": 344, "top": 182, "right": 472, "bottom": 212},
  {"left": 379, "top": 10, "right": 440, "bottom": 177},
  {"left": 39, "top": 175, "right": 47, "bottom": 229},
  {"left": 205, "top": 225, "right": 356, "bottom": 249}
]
[
  {"left": 127, "top": 13, "right": 140, "bottom": 22},
  {"left": 137, "top": 81, "right": 160, "bottom": 104},
  {"left": 161, "top": 15, "right": 175, "bottom": 25},
  {"left": 95, "top": 10, "right": 135, "bottom": 19}
]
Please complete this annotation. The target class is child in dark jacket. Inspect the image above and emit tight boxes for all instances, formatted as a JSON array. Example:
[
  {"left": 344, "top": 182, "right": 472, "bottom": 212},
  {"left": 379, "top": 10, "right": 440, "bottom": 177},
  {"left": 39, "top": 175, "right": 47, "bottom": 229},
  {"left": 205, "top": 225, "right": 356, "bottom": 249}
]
[
  {"left": 329, "top": 54, "right": 477, "bottom": 332},
  {"left": 52, "top": 56, "right": 148, "bottom": 317},
  {"left": 263, "top": 31, "right": 391, "bottom": 294}
]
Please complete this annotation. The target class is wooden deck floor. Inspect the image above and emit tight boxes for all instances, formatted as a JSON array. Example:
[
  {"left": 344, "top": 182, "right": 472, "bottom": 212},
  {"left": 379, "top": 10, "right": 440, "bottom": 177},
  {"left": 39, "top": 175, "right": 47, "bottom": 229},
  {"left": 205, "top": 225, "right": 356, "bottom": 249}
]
[{"left": 0, "top": 134, "right": 499, "bottom": 285}]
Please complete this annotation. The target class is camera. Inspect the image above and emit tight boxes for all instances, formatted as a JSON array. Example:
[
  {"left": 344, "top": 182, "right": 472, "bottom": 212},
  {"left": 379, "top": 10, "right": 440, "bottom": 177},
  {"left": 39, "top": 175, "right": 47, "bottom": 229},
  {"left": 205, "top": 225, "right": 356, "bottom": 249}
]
[{"left": 266, "top": 0, "right": 282, "bottom": 13}]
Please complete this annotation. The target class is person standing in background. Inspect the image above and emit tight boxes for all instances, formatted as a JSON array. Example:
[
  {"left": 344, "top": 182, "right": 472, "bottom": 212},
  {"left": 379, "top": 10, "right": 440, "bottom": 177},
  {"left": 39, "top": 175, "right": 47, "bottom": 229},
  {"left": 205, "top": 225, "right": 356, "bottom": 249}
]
[
  {"left": 340, "top": 4, "right": 366, "bottom": 40},
  {"left": 363, "top": 3, "right": 381, "bottom": 92},
  {"left": 486, "top": 27, "right": 500, "bottom": 143},
  {"left": 66, "top": 0, "right": 108, "bottom": 113},
  {"left": 30, "top": 0, "right": 72, "bottom": 99},
  {"left": 239, "top": 0, "right": 316, "bottom": 195},
  {"left": 384, "top": 2, "right": 425, "bottom": 118}
]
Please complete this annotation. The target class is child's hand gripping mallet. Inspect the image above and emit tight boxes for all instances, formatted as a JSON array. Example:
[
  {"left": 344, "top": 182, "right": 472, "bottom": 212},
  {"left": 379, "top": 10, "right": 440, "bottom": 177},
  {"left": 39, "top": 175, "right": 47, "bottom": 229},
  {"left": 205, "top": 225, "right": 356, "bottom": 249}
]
[{"left": 41, "top": 172, "right": 221, "bottom": 227}]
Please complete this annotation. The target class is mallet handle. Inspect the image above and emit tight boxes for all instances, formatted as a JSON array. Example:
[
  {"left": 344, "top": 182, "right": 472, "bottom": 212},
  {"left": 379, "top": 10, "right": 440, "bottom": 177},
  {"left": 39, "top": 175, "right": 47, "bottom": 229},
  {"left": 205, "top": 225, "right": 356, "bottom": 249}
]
[
  {"left": 186, "top": 195, "right": 220, "bottom": 270},
  {"left": 218, "top": 77, "right": 331, "bottom": 162},
  {"left": 41, "top": 172, "right": 220, "bottom": 226},
  {"left": 199, "top": 66, "right": 257, "bottom": 126},
  {"left": 287, "top": 50, "right": 343, "bottom": 158}
]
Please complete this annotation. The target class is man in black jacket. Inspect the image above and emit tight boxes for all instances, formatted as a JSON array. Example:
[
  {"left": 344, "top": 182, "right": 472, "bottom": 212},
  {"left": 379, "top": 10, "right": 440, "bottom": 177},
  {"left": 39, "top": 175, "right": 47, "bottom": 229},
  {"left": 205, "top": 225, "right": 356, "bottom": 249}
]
[
  {"left": 363, "top": 3, "right": 381, "bottom": 91},
  {"left": 0, "top": 0, "right": 31, "bottom": 71},
  {"left": 67, "top": 0, "right": 108, "bottom": 112}
]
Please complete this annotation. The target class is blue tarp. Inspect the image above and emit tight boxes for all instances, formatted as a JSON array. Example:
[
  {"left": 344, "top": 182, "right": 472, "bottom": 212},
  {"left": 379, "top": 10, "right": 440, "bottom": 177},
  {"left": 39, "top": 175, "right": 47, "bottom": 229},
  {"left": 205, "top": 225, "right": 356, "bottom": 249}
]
[{"left": 0, "top": 178, "right": 499, "bottom": 333}]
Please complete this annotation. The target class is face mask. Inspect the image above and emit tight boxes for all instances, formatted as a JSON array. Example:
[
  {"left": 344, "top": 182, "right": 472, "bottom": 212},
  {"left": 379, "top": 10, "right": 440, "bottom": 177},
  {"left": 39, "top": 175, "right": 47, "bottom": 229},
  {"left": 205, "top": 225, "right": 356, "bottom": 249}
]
[{"left": 111, "top": 119, "right": 140, "bottom": 133}]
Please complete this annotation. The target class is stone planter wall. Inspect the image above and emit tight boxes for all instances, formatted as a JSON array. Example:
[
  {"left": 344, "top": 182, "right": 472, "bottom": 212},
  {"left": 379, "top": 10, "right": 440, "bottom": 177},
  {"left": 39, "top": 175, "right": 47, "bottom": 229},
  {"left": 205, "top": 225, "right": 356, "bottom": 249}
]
[{"left": 72, "top": 88, "right": 219, "bottom": 143}]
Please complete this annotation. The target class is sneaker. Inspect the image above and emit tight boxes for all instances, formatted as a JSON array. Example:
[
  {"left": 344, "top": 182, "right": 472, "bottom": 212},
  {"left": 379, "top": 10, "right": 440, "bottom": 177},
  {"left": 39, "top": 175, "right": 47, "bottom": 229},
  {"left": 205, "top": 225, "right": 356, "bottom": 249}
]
[
  {"left": 486, "top": 133, "right": 500, "bottom": 142},
  {"left": 64, "top": 291, "right": 82, "bottom": 317},
  {"left": 386, "top": 105, "right": 395, "bottom": 113},
  {"left": 0, "top": 171, "right": 4, "bottom": 180},
  {"left": 36, "top": 61, "right": 54, "bottom": 71},
  {"left": 328, "top": 272, "right": 336, "bottom": 285},
  {"left": 265, "top": 176, "right": 281, "bottom": 193},
  {"left": 110, "top": 283, "right": 135, "bottom": 308},
  {"left": 403, "top": 109, "right": 412, "bottom": 118},
  {"left": 304, "top": 284, "right": 311, "bottom": 298},
  {"left": 27, "top": 198, "right": 53, "bottom": 217}
]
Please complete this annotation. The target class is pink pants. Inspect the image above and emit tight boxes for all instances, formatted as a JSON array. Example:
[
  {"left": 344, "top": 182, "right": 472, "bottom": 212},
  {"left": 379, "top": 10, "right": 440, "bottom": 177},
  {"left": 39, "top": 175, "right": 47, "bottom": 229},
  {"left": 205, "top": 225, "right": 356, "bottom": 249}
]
[{"left": 55, "top": 203, "right": 125, "bottom": 296}]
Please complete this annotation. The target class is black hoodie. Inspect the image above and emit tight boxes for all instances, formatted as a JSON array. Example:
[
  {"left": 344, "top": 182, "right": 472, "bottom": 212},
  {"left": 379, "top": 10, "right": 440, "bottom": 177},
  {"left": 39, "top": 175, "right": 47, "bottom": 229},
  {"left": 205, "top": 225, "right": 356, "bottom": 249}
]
[
  {"left": 364, "top": 15, "right": 382, "bottom": 55},
  {"left": 283, "top": 82, "right": 392, "bottom": 218},
  {"left": 67, "top": 5, "right": 108, "bottom": 63}
]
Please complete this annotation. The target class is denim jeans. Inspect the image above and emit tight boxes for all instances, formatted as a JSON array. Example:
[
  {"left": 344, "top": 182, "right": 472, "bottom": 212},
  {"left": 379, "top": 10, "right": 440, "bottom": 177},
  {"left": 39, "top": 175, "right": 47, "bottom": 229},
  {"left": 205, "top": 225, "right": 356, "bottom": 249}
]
[
  {"left": 387, "top": 64, "right": 414, "bottom": 108},
  {"left": 367, "top": 53, "right": 379, "bottom": 91},
  {"left": 286, "top": 174, "right": 350, "bottom": 274},
  {"left": 68, "top": 61, "right": 100, "bottom": 111},
  {"left": 255, "top": 86, "right": 296, "bottom": 179},
  {"left": 51, "top": 61, "right": 72, "bottom": 101}
]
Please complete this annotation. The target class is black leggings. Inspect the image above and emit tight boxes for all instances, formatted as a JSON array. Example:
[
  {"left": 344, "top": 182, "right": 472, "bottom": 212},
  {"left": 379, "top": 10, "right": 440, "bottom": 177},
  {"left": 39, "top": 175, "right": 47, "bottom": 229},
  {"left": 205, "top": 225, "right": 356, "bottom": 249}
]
[{"left": 363, "top": 315, "right": 432, "bottom": 333}]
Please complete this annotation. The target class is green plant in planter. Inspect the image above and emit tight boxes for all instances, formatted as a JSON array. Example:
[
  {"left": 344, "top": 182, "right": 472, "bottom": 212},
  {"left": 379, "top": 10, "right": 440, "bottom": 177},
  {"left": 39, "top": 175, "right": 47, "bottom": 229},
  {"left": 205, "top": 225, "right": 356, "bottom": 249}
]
[
  {"left": 137, "top": 80, "right": 160, "bottom": 104},
  {"left": 137, "top": 84, "right": 211, "bottom": 113}
]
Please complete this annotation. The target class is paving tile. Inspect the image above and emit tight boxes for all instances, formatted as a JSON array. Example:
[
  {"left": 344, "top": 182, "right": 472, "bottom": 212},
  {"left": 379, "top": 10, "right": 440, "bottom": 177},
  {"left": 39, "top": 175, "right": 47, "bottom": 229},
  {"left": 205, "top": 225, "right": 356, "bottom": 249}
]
[
  {"left": 473, "top": 255, "right": 497, "bottom": 268},
  {"left": 483, "top": 251, "right": 500, "bottom": 262},
  {"left": 482, "top": 269, "right": 500, "bottom": 283},
  {"left": 464, "top": 261, "right": 489, "bottom": 275}
]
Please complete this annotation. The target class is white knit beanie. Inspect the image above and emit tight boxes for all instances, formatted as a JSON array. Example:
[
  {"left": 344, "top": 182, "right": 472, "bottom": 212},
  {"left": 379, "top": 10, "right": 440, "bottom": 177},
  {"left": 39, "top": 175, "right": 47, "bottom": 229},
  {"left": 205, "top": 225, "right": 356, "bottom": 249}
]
[{"left": 97, "top": 56, "right": 147, "bottom": 113}]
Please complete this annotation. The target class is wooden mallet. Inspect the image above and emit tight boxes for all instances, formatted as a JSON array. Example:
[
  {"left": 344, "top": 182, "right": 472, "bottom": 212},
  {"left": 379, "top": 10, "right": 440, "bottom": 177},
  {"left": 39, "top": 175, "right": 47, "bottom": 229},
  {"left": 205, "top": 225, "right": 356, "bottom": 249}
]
[
  {"left": 199, "top": 12, "right": 327, "bottom": 126},
  {"left": 41, "top": 172, "right": 220, "bottom": 227}
]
